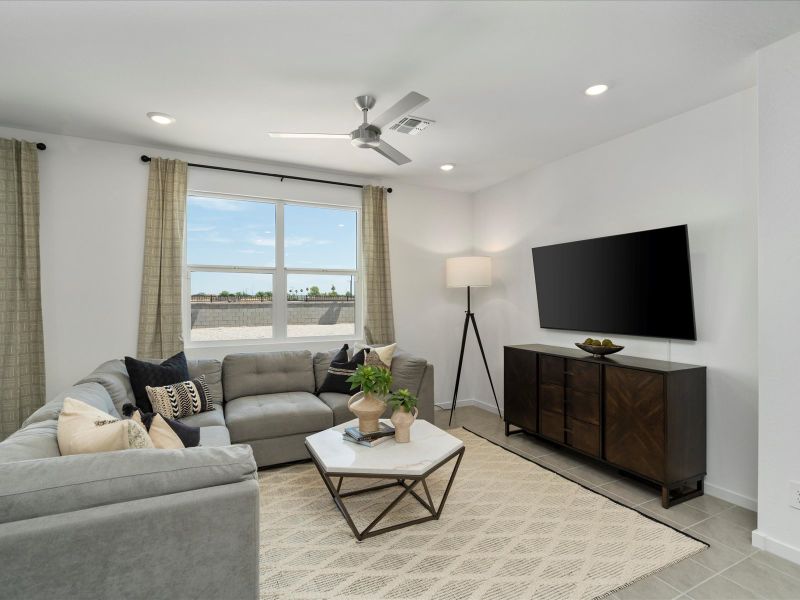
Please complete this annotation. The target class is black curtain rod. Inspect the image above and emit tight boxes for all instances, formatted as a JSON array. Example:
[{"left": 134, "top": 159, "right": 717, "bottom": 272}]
[{"left": 139, "top": 155, "right": 391, "bottom": 193}]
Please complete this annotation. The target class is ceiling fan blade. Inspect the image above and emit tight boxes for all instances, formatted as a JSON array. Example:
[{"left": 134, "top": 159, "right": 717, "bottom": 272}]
[
  {"left": 267, "top": 132, "right": 350, "bottom": 139},
  {"left": 372, "top": 140, "right": 411, "bottom": 165},
  {"left": 369, "top": 92, "right": 429, "bottom": 131}
]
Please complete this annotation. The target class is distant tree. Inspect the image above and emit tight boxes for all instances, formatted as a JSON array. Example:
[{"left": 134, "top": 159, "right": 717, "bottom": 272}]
[
  {"left": 219, "top": 290, "right": 231, "bottom": 297},
  {"left": 309, "top": 286, "right": 321, "bottom": 296},
  {"left": 344, "top": 291, "right": 353, "bottom": 299}
]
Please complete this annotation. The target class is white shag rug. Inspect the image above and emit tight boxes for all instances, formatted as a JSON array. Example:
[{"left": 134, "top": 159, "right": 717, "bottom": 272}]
[{"left": 258, "top": 428, "right": 706, "bottom": 600}]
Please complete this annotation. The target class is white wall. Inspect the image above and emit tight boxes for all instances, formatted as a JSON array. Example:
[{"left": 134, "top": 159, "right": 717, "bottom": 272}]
[
  {"left": 468, "top": 90, "right": 759, "bottom": 509},
  {"left": 0, "top": 125, "right": 472, "bottom": 401},
  {"left": 753, "top": 32, "right": 800, "bottom": 563}
]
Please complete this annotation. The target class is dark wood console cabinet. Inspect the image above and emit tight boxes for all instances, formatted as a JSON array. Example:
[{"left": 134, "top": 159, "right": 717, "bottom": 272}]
[{"left": 504, "top": 344, "right": 706, "bottom": 508}]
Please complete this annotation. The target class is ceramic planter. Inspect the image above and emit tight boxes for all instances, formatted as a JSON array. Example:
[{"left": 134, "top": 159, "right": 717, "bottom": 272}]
[
  {"left": 347, "top": 391, "right": 386, "bottom": 433},
  {"left": 390, "top": 406, "right": 418, "bottom": 443}
]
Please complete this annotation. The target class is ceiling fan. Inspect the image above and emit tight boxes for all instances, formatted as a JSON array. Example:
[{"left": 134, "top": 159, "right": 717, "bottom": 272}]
[{"left": 267, "top": 92, "right": 429, "bottom": 166}]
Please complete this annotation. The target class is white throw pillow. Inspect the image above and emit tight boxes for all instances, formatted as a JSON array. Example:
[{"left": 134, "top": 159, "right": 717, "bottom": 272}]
[
  {"left": 355, "top": 342, "right": 397, "bottom": 369},
  {"left": 57, "top": 397, "right": 154, "bottom": 456},
  {"left": 132, "top": 411, "right": 184, "bottom": 450}
]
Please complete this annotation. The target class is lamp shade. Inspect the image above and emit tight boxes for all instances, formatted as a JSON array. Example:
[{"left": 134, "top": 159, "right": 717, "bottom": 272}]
[{"left": 446, "top": 256, "right": 492, "bottom": 288}]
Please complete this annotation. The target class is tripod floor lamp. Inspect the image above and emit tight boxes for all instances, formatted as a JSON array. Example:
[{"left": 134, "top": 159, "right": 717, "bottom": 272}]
[{"left": 446, "top": 256, "right": 502, "bottom": 425}]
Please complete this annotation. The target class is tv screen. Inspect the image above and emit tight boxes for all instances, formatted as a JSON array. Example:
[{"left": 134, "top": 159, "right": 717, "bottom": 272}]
[{"left": 532, "top": 225, "right": 696, "bottom": 340}]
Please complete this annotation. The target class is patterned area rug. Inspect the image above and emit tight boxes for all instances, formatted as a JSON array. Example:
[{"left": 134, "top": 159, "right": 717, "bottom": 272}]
[{"left": 258, "top": 429, "right": 706, "bottom": 600}]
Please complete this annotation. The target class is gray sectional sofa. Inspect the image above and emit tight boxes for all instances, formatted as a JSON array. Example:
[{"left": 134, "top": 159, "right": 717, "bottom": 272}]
[{"left": 0, "top": 347, "right": 433, "bottom": 600}]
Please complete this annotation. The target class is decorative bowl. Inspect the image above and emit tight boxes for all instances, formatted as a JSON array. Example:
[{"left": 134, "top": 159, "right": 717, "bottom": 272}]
[{"left": 575, "top": 342, "right": 624, "bottom": 358}]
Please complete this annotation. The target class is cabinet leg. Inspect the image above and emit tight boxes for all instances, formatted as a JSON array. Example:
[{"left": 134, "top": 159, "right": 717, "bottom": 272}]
[
  {"left": 661, "top": 477, "right": 705, "bottom": 509},
  {"left": 661, "top": 486, "right": 670, "bottom": 509}
]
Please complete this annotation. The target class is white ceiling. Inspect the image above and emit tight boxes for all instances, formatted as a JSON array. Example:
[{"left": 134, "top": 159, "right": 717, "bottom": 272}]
[{"left": 1, "top": 1, "right": 799, "bottom": 192}]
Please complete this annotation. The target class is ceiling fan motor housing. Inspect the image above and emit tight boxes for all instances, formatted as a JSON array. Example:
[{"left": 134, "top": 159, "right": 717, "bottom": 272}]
[{"left": 350, "top": 124, "right": 381, "bottom": 148}]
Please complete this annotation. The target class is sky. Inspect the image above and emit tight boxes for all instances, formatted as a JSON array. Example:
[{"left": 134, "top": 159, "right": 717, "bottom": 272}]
[{"left": 187, "top": 196, "right": 357, "bottom": 296}]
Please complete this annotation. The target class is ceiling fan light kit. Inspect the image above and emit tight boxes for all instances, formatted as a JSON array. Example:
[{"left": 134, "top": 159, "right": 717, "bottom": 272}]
[{"left": 267, "top": 91, "right": 429, "bottom": 165}]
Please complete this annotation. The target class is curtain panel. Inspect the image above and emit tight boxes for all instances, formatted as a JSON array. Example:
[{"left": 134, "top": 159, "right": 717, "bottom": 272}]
[
  {"left": 362, "top": 185, "right": 396, "bottom": 345},
  {"left": 136, "top": 157, "right": 188, "bottom": 359},
  {"left": 0, "top": 138, "right": 45, "bottom": 439}
]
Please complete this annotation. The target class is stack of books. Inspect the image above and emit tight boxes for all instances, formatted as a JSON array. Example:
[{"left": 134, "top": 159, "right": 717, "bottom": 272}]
[{"left": 343, "top": 423, "right": 395, "bottom": 447}]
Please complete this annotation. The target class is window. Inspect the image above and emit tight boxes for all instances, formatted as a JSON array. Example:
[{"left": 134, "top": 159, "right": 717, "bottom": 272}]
[{"left": 185, "top": 194, "right": 359, "bottom": 344}]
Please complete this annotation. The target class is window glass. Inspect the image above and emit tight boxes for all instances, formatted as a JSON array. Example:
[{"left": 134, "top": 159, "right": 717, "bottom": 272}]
[
  {"left": 286, "top": 273, "right": 356, "bottom": 337},
  {"left": 284, "top": 204, "right": 357, "bottom": 269},
  {"left": 189, "top": 272, "right": 273, "bottom": 341},
  {"left": 187, "top": 196, "right": 275, "bottom": 267}
]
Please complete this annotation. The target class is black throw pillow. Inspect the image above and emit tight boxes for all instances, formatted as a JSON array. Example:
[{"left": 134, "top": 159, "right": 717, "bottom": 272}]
[
  {"left": 317, "top": 344, "right": 367, "bottom": 394},
  {"left": 124, "top": 351, "right": 190, "bottom": 413},
  {"left": 122, "top": 403, "right": 200, "bottom": 447}
]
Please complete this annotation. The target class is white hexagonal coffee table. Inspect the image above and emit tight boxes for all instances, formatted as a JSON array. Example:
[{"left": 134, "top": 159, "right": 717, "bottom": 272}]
[{"left": 305, "top": 418, "right": 465, "bottom": 541}]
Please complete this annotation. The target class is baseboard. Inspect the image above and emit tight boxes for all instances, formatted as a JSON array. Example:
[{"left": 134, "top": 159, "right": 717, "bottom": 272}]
[
  {"left": 704, "top": 482, "right": 758, "bottom": 511},
  {"left": 752, "top": 529, "right": 800, "bottom": 565},
  {"left": 434, "top": 398, "right": 501, "bottom": 414}
]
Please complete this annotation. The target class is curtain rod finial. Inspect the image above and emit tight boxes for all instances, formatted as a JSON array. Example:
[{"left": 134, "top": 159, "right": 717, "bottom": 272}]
[
  {"left": 36, "top": 143, "right": 46, "bottom": 151},
  {"left": 387, "top": 187, "right": 393, "bottom": 193},
  {"left": 140, "top": 155, "right": 151, "bottom": 163}
]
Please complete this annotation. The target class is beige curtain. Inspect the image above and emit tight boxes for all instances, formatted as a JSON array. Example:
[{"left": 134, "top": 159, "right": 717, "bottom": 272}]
[
  {"left": 0, "top": 139, "right": 45, "bottom": 439},
  {"left": 362, "top": 185, "right": 395, "bottom": 344},
  {"left": 137, "top": 157, "right": 188, "bottom": 358}
]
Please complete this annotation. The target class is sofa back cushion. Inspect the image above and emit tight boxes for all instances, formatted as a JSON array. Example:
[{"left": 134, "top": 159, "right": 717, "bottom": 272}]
[
  {"left": 187, "top": 359, "right": 223, "bottom": 407},
  {"left": 223, "top": 351, "right": 314, "bottom": 401},
  {"left": 77, "top": 359, "right": 135, "bottom": 415},
  {"left": 22, "top": 382, "right": 119, "bottom": 429},
  {"left": 0, "top": 420, "right": 61, "bottom": 464}
]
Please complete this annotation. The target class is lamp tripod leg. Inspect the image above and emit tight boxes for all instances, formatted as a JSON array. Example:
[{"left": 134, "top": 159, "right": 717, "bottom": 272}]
[
  {"left": 448, "top": 311, "right": 471, "bottom": 426},
  {"left": 469, "top": 313, "right": 502, "bottom": 418}
]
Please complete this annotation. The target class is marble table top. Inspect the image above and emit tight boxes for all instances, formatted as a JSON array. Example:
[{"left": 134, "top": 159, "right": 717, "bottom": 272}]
[{"left": 305, "top": 418, "right": 464, "bottom": 477}]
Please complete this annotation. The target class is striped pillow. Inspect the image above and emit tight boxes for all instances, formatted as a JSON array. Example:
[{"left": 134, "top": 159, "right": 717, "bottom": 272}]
[{"left": 145, "top": 375, "right": 215, "bottom": 420}]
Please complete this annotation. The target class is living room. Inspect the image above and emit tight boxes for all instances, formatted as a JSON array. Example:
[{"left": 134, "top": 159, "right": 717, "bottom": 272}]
[{"left": 2, "top": 2, "right": 800, "bottom": 599}]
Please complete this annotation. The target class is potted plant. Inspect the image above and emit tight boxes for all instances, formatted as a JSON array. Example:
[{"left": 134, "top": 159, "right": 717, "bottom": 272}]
[
  {"left": 387, "top": 389, "right": 418, "bottom": 443},
  {"left": 346, "top": 365, "right": 392, "bottom": 433}
]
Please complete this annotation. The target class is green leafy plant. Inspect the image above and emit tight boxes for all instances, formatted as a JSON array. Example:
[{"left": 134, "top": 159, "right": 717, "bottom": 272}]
[
  {"left": 346, "top": 364, "right": 392, "bottom": 396},
  {"left": 388, "top": 389, "right": 417, "bottom": 413}
]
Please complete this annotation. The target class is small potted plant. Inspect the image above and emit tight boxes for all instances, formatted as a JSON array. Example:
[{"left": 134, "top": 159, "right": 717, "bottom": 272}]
[
  {"left": 346, "top": 365, "right": 392, "bottom": 433},
  {"left": 387, "top": 389, "right": 418, "bottom": 443}
]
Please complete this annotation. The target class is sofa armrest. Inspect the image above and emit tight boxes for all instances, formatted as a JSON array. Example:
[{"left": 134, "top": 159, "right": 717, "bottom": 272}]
[
  {"left": 0, "top": 444, "right": 257, "bottom": 524},
  {"left": 417, "top": 364, "right": 435, "bottom": 423},
  {"left": 0, "top": 480, "right": 259, "bottom": 600}
]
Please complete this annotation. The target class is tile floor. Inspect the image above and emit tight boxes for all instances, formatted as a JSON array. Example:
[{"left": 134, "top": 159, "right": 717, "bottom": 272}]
[{"left": 435, "top": 405, "right": 800, "bottom": 600}]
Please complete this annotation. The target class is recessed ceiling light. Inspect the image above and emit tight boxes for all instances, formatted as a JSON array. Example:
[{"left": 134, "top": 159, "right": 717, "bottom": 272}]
[
  {"left": 440, "top": 164, "right": 455, "bottom": 172},
  {"left": 584, "top": 84, "right": 609, "bottom": 96},
  {"left": 147, "top": 112, "right": 176, "bottom": 125}
]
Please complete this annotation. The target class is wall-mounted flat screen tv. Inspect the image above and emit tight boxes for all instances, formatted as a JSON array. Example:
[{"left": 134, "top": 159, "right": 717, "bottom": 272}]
[{"left": 531, "top": 225, "right": 696, "bottom": 340}]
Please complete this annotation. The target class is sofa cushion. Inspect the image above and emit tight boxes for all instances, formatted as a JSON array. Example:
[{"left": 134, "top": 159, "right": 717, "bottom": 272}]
[
  {"left": 0, "top": 444, "right": 256, "bottom": 524},
  {"left": 178, "top": 406, "right": 227, "bottom": 428},
  {"left": 0, "top": 420, "right": 61, "bottom": 464},
  {"left": 76, "top": 359, "right": 136, "bottom": 415},
  {"left": 22, "top": 382, "right": 118, "bottom": 428},
  {"left": 313, "top": 349, "right": 342, "bottom": 391},
  {"left": 390, "top": 351, "right": 429, "bottom": 395},
  {"left": 187, "top": 359, "right": 223, "bottom": 406},
  {"left": 199, "top": 425, "right": 232, "bottom": 447},
  {"left": 225, "top": 392, "right": 332, "bottom": 442},
  {"left": 317, "top": 345, "right": 366, "bottom": 394},
  {"left": 223, "top": 351, "right": 315, "bottom": 401}
]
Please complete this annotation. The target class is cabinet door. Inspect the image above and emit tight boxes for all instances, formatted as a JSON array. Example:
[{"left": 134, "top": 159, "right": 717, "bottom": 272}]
[
  {"left": 605, "top": 366, "right": 665, "bottom": 481},
  {"left": 504, "top": 348, "right": 537, "bottom": 432}
]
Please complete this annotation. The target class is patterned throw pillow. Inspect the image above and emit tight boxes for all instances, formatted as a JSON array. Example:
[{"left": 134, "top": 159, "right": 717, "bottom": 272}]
[
  {"left": 145, "top": 375, "right": 215, "bottom": 420},
  {"left": 357, "top": 343, "right": 397, "bottom": 370},
  {"left": 317, "top": 344, "right": 367, "bottom": 394}
]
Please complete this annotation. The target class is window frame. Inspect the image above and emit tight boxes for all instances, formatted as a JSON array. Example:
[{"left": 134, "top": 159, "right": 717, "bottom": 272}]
[{"left": 182, "top": 191, "right": 363, "bottom": 348}]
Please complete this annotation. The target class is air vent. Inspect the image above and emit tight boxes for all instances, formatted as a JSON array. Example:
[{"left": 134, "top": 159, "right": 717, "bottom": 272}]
[{"left": 389, "top": 115, "right": 434, "bottom": 135}]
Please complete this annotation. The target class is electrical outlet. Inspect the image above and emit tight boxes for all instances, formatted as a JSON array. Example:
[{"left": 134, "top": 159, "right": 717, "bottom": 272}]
[{"left": 790, "top": 481, "right": 800, "bottom": 510}]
